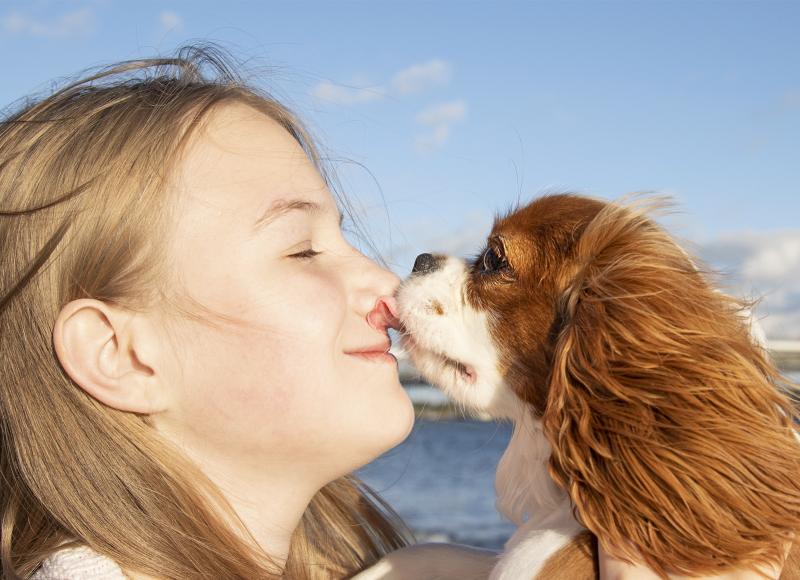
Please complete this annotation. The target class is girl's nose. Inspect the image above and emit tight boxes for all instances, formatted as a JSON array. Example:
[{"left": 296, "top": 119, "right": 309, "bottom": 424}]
[{"left": 367, "top": 296, "right": 400, "bottom": 332}]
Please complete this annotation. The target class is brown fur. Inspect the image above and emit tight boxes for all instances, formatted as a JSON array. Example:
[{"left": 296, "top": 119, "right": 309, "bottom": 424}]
[
  {"left": 467, "top": 194, "right": 800, "bottom": 577},
  {"left": 536, "top": 530, "right": 597, "bottom": 579},
  {"left": 466, "top": 195, "right": 608, "bottom": 412},
  {"left": 784, "top": 546, "right": 800, "bottom": 578}
]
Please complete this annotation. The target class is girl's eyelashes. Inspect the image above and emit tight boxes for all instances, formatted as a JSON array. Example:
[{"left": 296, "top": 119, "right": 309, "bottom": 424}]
[{"left": 287, "top": 248, "right": 321, "bottom": 260}]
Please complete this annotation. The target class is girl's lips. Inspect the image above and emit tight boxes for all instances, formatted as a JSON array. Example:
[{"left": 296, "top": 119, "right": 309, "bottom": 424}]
[
  {"left": 347, "top": 351, "right": 397, "bottom": 363},
  {"left": 345, "top": 338, "right": 396, "bottom": 363},
  {"left": 345, "top": 340, "right": 392, "bottom": 356}
]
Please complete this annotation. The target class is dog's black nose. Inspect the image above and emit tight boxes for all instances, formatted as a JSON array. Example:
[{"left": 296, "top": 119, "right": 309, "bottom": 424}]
[{"left": 412, "top": 253, "right": 440, "bottom": 275}]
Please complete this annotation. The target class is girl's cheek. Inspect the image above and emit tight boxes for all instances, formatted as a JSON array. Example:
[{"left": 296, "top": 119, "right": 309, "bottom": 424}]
[{"left": 268, "top": 269, "right": 345, "bottom": 330}]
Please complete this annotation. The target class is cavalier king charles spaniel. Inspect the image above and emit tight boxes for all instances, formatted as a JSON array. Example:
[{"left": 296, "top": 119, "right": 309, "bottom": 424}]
[{"left": 396, "top": 193, "right": 800, "bottom": 579}]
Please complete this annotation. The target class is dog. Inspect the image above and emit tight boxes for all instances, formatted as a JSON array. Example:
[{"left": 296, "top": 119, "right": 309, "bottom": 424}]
[{"left": 395, "top": 193, "right": 800, "bottom": 579}]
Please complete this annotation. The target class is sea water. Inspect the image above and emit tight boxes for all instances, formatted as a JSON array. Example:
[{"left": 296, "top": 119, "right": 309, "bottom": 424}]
[{"left": 358, "top": 419, "right": 514, "bottom": 549}]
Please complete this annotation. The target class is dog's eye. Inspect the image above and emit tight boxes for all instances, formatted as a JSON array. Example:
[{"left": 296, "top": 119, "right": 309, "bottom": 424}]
[{"left": 480, "top": 247, "right": 507, "bottom": 273}]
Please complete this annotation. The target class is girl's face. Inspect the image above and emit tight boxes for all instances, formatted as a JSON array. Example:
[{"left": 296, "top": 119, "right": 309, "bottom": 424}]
[{"left": 151, "top": 102, "right": 413, "bottom": 485}]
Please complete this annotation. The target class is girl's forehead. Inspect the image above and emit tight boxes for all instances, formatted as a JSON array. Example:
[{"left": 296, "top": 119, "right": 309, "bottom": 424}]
[
  {"left": 171, "top": 102, "right": 330, "bottom": 219},
  {"left": 180, "top": 102, "right": 313, "bottom": 183}
]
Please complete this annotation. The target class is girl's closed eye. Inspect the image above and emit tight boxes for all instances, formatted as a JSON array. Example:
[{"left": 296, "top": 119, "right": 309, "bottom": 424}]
[{"left": 288, "top": 247, "right": 321, "bottom": 259}]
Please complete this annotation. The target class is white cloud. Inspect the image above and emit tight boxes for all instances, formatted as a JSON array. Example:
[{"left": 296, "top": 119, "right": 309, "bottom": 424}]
[
  {"left": 390, "top": 59, "right": 452, "bottom": 95},
  {"left": 741, "top": 236, "right": 800, "bottom": 281},
  {"left": 311, "top": 80, "right": 387, "bottom": 105},
  {"left": 309, "top": 59, "right": 464, "bottom": 152},
  {"left": 415, "top": 124, "right": 452, "bottom": 152},
  {"left": 159, "top": 10, "right": 183, "bottom": 32},
  {"left": 311, "top": 58, "right": 452, "bottom": 106},
  {"left": 699, "top": 230, "right": 800, "bottom": 339},
  {"left": 414, "top": 100, "right": 468, "bottom": 153},
  {"left": 2, "top": 7, "right": 94, "bottom": 38},
  {"left": 416, "top": 100, "right": 467, "bottom": 126}
]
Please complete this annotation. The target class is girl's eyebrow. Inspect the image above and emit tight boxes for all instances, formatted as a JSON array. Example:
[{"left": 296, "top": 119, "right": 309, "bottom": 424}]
[{"left": 252, "top": 198, "right": 343, "bottom": 233}]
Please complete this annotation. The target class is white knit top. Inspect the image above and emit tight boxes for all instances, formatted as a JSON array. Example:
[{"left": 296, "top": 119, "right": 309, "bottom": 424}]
[{"left": 31, "top": 545, "right": 127, "bottom": 579}]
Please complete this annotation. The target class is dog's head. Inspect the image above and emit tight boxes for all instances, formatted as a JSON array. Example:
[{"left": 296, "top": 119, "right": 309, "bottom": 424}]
[
  {"left": 397, "top": 193, "right": 607, "bottom": 418},
  {"left": 397, "top": 193, "right": 800, "bottom": 575}
]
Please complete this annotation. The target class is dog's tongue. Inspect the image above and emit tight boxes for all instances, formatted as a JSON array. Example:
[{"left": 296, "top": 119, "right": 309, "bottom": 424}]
[{"left": 367, "top": 296, "right": 401, "bottom": 331}]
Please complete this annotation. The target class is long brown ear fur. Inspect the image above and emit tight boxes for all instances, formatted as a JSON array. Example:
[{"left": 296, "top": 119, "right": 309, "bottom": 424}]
[{"left": 542, "top": 199, "right": 800, "bottom": 577}]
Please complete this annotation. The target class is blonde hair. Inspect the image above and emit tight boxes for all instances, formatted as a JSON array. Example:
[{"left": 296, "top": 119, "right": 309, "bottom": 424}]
[{"left": 0, "top": 44, "right": 411, "bottom": 579}]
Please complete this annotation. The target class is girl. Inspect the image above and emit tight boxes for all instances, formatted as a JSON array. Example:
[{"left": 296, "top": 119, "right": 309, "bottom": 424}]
[
  {"left": 0, "top": 45, "right": 786, "bottom": 579},
  {"left": 1, "top": 44, "right": 419, "bottom": 579}
]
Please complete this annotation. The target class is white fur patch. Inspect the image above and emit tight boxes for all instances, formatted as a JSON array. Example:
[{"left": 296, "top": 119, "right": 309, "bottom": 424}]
[
  {"left": 396, "top": 256, "right": 519, "bottom": 418},
  {"left": 490, "top": 408, "right": 584, "bottom": 578},
  {"left": 495, "top": 410, "right": 568, "bottom": 526},
  {"left": 490, "top": 526, "right": 583, "bottom": 580}
]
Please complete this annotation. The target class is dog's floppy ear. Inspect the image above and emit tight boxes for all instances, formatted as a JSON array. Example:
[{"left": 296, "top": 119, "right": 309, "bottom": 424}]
[{"left": 541, "top": 200, "right": 800, "bottom": 577}]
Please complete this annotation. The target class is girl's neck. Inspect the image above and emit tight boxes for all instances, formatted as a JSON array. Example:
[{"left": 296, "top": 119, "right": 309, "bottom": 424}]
[{"left": 167, "top": 433, "right": 324, "bottom": 574}]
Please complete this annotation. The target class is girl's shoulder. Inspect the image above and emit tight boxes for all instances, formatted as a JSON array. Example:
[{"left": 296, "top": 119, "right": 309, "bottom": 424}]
[{"left": 31, "top": 544, "right": 128, "bottom": 579}]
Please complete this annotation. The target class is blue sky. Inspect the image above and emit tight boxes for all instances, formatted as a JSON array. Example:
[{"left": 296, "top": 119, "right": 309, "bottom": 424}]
[{"left": 2, "top": 0, "right": 799, "bottom": 337}]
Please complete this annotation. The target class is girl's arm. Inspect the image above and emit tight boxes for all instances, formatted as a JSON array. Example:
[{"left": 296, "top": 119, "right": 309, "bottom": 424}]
[
  {"left": 352, "top": 543, "right": 499, "bottom": 580},
  {"left": 354, "top": 540, "right": 790, "bottom": 580}
]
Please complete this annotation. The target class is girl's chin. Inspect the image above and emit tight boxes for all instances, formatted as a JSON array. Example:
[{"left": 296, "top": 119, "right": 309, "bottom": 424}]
[
  {"left": 365, "top": 389, "right": 415, "bottom": 453},
  {"left": 386, "top": 387, "right": 415, "bottom": 444}
]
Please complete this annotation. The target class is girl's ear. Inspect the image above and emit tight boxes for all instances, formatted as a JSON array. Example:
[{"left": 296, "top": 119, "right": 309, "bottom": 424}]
[
  {"left": 541, "top": 202, "right": 800, "bottom": 577},
  {"left": 52, "top": 298, "right": 168, "bottom": 414}
]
